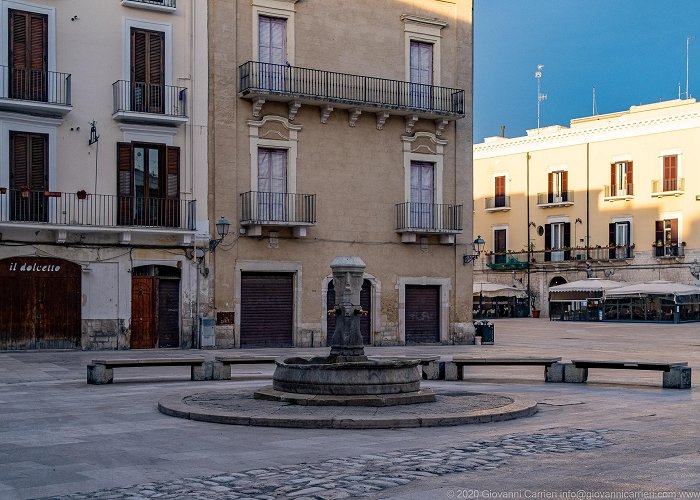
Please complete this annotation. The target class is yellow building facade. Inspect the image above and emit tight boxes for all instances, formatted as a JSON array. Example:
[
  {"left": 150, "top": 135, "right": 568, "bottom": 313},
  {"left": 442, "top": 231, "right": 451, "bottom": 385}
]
[{"left": 474, "top": 99, "right": 700, "bottom": 318}]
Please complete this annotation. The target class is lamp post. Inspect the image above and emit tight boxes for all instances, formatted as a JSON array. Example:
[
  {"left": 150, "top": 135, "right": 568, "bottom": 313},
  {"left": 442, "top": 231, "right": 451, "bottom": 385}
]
[{"left": 463, "top": 235, "right": 486, "bottom": 265}]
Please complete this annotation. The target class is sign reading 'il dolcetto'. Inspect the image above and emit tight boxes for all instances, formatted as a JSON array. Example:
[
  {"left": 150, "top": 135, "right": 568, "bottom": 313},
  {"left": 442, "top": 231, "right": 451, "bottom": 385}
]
[
  {"left": 0, "top": 257, "right": 81, "bottom": 278},
  {"left": 8, "top": 262, "right": 62, "bottom": 273}
]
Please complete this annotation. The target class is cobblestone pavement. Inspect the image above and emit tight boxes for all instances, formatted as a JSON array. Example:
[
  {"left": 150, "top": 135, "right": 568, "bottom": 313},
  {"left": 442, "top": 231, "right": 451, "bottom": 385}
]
[{"left": 43, "top": 430, "right": 610, "bottom": 500}]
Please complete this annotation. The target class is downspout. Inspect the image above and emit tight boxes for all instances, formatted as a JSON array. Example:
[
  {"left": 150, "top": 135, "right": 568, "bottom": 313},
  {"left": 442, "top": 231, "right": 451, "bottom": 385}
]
[
  {"left": 526, "top": 151, "right": 531, "bottom": 314},
  {"left": 586, "top": 143, "right": 590, "bottom": 260}
]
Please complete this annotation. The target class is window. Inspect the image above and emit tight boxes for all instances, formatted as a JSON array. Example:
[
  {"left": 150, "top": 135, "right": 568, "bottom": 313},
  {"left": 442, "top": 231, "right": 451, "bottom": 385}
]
[
  {"left": 609, "top": 221, "right": 631, "bottom": 259},
  {"left": 662, "top": 155, "right": 678, "bottom": 192},
  {"left": 410, "top": 41, "right": 433, "bottom": 108},
  {"left": 494, "top": 175, "right": 506, "bottom": 208},
  {"left": 257, "top": 148, "right": 287, "bottom": 221},
  {"left": 494, "top": 228, "right": 507, "bottom": 264},
  {"left": 610, "top": 161, "right": 633, "bottom": 197},
  {"left": 258, "top": 16, "right": 286, "bottom": 91},
  {"left": 117, "top": 142, "right": 179, "bottom": 227},
  {"left": 545, "top": 222, "right": 570, "bottom": 262},
  {"left": 410, "top": 161, "right": 434, "bottom": 228},
  {"left": 9, "top": 9, "right": 48, "bottom": 102},
  {"left": 548, "top": 171, "right": 568, "bottom": 203},
  {"left": 655, "top": 219, "right": 679, "bottom": 257},
  {"left": 131, "top": 28, "right": 165, "bottom": 113},
  {"left": 9, "top": 131, "right": 47, "bottom": 222}
]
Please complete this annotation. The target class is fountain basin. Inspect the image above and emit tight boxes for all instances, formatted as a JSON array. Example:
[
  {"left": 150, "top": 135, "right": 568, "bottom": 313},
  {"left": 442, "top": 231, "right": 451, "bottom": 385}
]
[{"left": 271, "top": 357, "right": 424, "bottom": 396}]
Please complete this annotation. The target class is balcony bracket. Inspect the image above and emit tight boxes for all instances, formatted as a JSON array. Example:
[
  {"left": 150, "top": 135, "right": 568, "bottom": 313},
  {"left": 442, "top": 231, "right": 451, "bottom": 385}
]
[
  {"left": 246, "top": 225, "right": 263, "bottom": 237},
  {"left": 320, "top": 105, "right": 334, "bottom": 124},
  {"left": 180, "top": 233, "right": 192, "bottom": 246},
  {"left": 435, "top": 119, "right": 449, "bottom": 137},
  {"left": 440, "top": 234, "right": 455, "bottom": 245},
  {"left": 288, "top": 100, "right": 302, "bottom": 121},
  {"left": 376, "top": 111, "right": 390, "bottom": 130},
  {"left": 252, "top": 98, "right": 266, "bottom": 118},
  {"left": 405, "top": 115, "right": 419, "bottom": 134},
  {"left": 293, "top": 226, "right": 307, "bottom": 238},
  {"left": 120, "top": 232, "right": 132, "bottom": 245},
  {"left": 55, "top": 230, "right": 68, "bottom": 244},
  {"left": 348, "top": 108, "right": 362, "bottom": 127},
  {"left": 401, "top": 232, "right": 417, "bottom": 243}
]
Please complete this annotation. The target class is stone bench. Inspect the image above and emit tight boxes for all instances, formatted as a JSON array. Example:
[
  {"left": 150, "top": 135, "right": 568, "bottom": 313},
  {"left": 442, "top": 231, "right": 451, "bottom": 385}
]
[
  {"left": 87, "top": 357, "right": 207, "bottom": 385},
  {"left": 212, "top": 355, "right": 279, "bottom": 380},
  {"left": 369, "top": 355, "right": 442, "bottom": 380},
  {"left": 444, "top": 357, "right": 563, "bottom": 382},
  {"left": 557, "top": 360, "right": 691, "bottom": 389}
]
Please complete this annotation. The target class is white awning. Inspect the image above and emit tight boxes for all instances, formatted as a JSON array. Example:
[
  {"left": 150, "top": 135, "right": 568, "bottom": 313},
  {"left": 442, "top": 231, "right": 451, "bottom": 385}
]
[
  {"left": 473, "top": 282, "right": 527, "bottom": 298},
  {"left": 549, "top": 278, "right": 626, "bottom": 293},
  {"left": 605, "top": 280, "right": 700, "bottom": 298}
]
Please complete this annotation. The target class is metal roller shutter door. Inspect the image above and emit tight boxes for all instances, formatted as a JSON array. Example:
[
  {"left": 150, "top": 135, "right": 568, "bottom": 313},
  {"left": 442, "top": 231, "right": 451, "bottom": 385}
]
[
  {"left": 405, "top": 285, "right": 440, "bottom": 344},
  {"left": 240, "top": 272, "right": 294, "bottom": 347}
]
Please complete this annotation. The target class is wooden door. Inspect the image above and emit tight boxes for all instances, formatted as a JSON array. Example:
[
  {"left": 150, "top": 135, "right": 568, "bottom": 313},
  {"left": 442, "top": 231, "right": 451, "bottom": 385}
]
[
  {"left": 157, "top": 279, "right": 180, "bottom": 348},
  {"left": 327, "top": 279, "right": 371, "bottom": 345},
  {"left": 131, "top": 28, "right": 164, "bottom": 113},
  {"left": 10, "top": 131, "right": 48, "bottom": 222},
  {"left": 131, "top": 276, "right": 155, "bottom": 349},
  {"left": 405, "top": 285, "right": 440, "bottom": 344},
  {"left": 9, "top": 9, "right": 47, "bottom": 102}
]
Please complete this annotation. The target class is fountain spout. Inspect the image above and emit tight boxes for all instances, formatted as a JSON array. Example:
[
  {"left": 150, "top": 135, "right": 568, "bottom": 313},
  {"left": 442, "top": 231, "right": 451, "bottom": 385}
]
[{"left": 329, "top": 256, "right": 367, "bottom": 362}]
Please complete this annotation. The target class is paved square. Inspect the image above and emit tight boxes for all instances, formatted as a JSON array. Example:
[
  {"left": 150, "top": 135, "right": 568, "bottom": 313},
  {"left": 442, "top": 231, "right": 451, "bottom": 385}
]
[{"left": 1, "top": 319, "right": 700, "bottom": 499}]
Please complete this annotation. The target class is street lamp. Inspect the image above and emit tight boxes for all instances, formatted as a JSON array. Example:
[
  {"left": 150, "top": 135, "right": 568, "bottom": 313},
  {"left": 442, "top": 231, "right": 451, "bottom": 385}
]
[
  {"left": 463, "top": 235, "right": 486, "bottom": 265},
  {"left": 209, "top": 216, "right": 231, "bottom": 252}
]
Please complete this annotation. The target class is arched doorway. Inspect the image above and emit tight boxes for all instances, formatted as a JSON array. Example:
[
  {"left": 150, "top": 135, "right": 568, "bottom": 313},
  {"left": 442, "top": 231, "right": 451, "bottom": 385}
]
[
  {"left": 548, "top": 276, "right": 568, "bottom": 320},
  {"left": 326, "top": 279, "right": 372, "bottom": 345},
  {"left": 131, "top": 265, "right": 181, "bottom": 349},
  {"left": 0, "top": 257, "right": 81, "bottom": 350},
  {"left": 550, "top": 276, "right": 567, "bottom": 287}
]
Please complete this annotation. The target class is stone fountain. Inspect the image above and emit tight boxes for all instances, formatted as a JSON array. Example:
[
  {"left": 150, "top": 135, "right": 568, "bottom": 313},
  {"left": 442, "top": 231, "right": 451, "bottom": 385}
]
[{"left": 254, "top": 256, "right": 436, "bottom": 406}]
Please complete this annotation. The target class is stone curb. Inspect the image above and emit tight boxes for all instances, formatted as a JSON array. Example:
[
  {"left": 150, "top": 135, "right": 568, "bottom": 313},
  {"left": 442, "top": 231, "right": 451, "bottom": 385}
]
[{"left": 157, "top": 391, "right": 538, "bottom": 429}]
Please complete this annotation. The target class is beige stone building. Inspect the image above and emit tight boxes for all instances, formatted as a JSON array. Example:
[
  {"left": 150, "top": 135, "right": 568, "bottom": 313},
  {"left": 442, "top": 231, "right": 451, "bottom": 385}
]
[
  {"left": 0, "top": 0, "right": 209, "bottom": 350},
  {"left": 208, "top": 0, "right": 473, "bottom": 347},
  {"left": 473, "top": 99, "right": 700, "bottom": 319}
]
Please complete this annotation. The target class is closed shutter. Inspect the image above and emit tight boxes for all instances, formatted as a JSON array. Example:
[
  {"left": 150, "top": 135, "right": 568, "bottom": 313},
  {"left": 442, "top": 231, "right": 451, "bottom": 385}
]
[
  {"left": 561, "top": 171, "right": 568, "bottom": 201},
  {"left": 326, "top": 280, "right": 371, "bottom": 346},
  {"left": 157, "top": 279, "right": 180, "bottom": 348},
  {"left": 117, "top": 142, "right": 133, "bottom": 225},
  {"left": 655, "top": 220, "right": 664, "bottom": 257},
  {"left": 165, "top": 146, "right": 180, "bottom": 227},
  {"left": 627, "top": 162, "right": 633, "bottom": 195},
  {"left": 9, "top": 9, "right": 47, "bottom": 101},
  {"left": 240, "top": 273, "right": 294, "bottom": 347},
  {"left": 563, "top": 222, "right": 571, "bottom": 260},
  {"left": 544, "top": 223, "right": 552, "bottom": 262},
  {"left": 547, "top": 172, "right": 553, "bottom": 203},
  {"left": 663, "top": 156, "right": 677, "bottom": 191},
  {"left": 609, "top": 223, "right": 616, "bottom": 259},
  {"left": 10, "top": 132, "right": 47, "bottom": 222},
  {"left": 494, "top": 175, "right": 505, "bottom": 207},
  {"left": 494, "top": 228, "right": 507, "bottom": 264},
  {"left": 405, "top": 285, "right": 440, "bottom": 344},
  {"left": 131, "top": 28, "right": 164, "bottom": 113},
  {"left": 670, "top": 219, "right": 678, "bottom": 245},
  {"left": 610, "top": 164, "right": 616, "bottom": 195}
]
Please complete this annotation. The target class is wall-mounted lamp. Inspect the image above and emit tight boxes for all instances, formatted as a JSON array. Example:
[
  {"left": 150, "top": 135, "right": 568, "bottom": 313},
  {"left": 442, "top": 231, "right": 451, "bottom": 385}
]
[
  {"left": 71, "top": 15, "right": 79, "bottom": 21},
  {"left": 463, "top": 235, "right": 486, "bottom": 265},
  {"left": 209, "top": 216, "right": 231, "bottom": 252},
  {"left": 690, "top": 260, "right": 700, "bottom": 280},
  {"left": 88, "top": 120, "right": 99, "bottom": 145},
  {"left": 575, "top": 217, "right": 583, "bottom": 224}
]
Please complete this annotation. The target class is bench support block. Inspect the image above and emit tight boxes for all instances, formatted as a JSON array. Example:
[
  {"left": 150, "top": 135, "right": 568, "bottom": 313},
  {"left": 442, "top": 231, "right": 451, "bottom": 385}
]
[
  {"left": 212, "top": 361, "right": 232, "bottom": 380},
  {"left": 663, "top": 366, "right": 692, "bottom": 389},
  {"left": 87, "top": 364, "right": 113, "bottom": 385},
  {"left": 545, "top": 362, "right": 566, "bottom": 383},
  {"left": 422, "top": 361, "right": 443, "bottom": 380},
  {"left": 564, "top": 363, "right": 588, "bottom": 383},
  {"left": 444, "top": 361, "right": 461, "bottom": 381},
  {"left": 191, "top": 363, "right": 207, "bottom": 381}
]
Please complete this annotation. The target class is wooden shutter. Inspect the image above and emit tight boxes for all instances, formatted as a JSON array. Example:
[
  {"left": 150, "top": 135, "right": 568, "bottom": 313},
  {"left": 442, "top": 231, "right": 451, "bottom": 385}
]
[
  {"left": 29, "top": 134, "right": 47, "bottom": 190},
  {"left": 655, "top": 220, "right": 664, "bottom": 257},
  {"left": 495, "top": 176, "right": 505, "bottom": 197},
  {"left": 10, "top": 132, "right": 28, "bottom": 189},
  {"left": 663, "top": 156, "right": 677, "bottom": 191},
  {"left": 547, "top": 172, "right": 553, "bottom": 203},
  {"left": 544, "top": 223, "right": 551, "bottom": 262},
  {"left": 117, "top": 143, "right": 133, "bottom": 225},
  {"left": 610, "top": 164, "right": 616, "bottom": 195},
  {"left": 563, "top": 222, "right": 571, "bottom": 260},
  {"left": 131, "top": 29, "right": 164, "bottom": 113},
  {"left": 670, "top": 218, "right": 678, "bottom": 245},
  {"left": 627, "top": 162, "right": 633, "bottom": 194},
  {"left": 9, "top": 10, "right": 47, "bottom": 101},
  {"left": 561, "top": 171, "right": 569, "bottom": 201},
  {"left": 165, "top": 146, "right": 180, "bottom": 227},
  {"left": 609, "top": 223, "right": 616, "bottom": 259},
  {"left": 10, "top": 132, "right": 46, "bottom": 190}
]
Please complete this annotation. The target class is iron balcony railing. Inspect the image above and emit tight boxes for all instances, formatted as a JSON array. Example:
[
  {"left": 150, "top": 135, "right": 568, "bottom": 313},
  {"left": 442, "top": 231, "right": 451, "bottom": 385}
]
[
  {"left": 112, "top": 80, "right": 187, "bottom": 118},
  {"left": 652, "top": 178, "right": 685, "bottom": 193},
  {"left": 485, "top": 195, "right": 511, "bottom": 210},
  {"left": 536, "top": 191, "right": 574, "bottom": 205},
  {"left": 653, "top": 243, "right": 685, "bottom": 258},
  {"left": 239, "top": 61, "right": 465, "bottom": 116},
  {"left": 604, "top": 183, "right": 634, "bottom": 198},
  {"left": 396, "top": 202, "right": 463, "bottom": 233},
  {"left": 0, "top": 65, "right": 71, "bottom": 105},
  {"left": 127, "top": 0, "right": 176, "bottom": 7},
  {"left": 240, "top": 191, "right": 316, "bottom": 225},
  {"left": 485, "top": 244, "right": 636, "bottom": 269},
  {"left": 0, "top": 189, "right": 195, "bottom": 230}
]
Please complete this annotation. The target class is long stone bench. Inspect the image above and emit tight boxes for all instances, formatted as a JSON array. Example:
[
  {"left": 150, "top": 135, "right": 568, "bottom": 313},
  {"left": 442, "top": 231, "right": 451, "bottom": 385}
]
[
  {"left": 559, "top": 360, "right": 691, "bottom": 389},
  {"left": 444, "top": 357, "right": 563, "bottom": 382},
  {"left": 369, "top": 355, "right": 442, "bottom": 380},
  {"left": 87, "top": 358, "right": 207, "bottom": 385},
  {"left": 212, "top": 355, "right": 279, "bottom": 380}
]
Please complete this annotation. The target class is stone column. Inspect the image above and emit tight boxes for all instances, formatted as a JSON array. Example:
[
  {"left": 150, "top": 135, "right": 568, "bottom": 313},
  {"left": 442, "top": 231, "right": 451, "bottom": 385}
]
[{"left": 329, "top": 256, "right": 368, "bottom": 362}]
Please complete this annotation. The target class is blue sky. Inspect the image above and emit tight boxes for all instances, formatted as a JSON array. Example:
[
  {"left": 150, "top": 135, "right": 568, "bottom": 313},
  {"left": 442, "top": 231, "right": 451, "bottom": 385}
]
[{"left": 474, "top": 0, "right": 700, "bottom": 142}]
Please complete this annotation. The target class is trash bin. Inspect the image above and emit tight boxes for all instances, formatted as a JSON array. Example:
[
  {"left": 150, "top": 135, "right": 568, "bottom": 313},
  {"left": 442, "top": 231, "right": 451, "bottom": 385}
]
[
  {"left": 473, "top": 321, "right": 484, "bottom": 337},
  {"left": 480, "top": 322, "right": 494, "bottom": 344}
]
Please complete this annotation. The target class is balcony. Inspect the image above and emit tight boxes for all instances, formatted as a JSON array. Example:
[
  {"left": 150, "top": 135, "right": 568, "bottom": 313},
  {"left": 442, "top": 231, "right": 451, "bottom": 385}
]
[
  {"left": 121, "top": 0, "right": 176, "bottom": 12},
  {"left": 653, "top": 243, "right": 685, "bottom": 258},
  {"left": 485, "top": 195, "right": 511, "bottom": 212},
  {"left": 240, "top": 191, "right": 316, "bottom": 238},
  {"left": 112, "top": 80, "right": 188, "bottom": 125},
  {"left": 0, "top": 189, "right": 196, "bottom": 243},
  {"left": 652, "top": 178, "right": 685, "bottom": 197},
  {"left": 0, "top": 66, "right": 71, "bottom": 116},
  {"left": 396, "top": 202, "right": 463, "bottom": 244},
  {"left": 485, "top": 244, "right": 635, "bottom": 269},
  {"left": 239, "top": 61, "right": 465, "bottom": 128},
  {"left": 604, "top": 183, "right": 634, "bottom": 201},
  {"left": 536, "top": 191, "right": 574, "bottom": 208}
]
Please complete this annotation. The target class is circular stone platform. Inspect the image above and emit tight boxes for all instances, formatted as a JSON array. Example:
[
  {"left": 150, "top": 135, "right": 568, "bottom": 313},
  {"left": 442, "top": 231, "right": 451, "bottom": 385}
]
[{"left": 158, "top": 388, "right": 538, "bottom": 429}]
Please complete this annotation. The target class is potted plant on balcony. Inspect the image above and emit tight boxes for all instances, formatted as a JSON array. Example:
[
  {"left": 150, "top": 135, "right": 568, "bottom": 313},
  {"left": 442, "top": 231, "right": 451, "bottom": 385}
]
[
  {"left": 19, "top": 185, "right": 30, "bottom": 198},
  {"left": 76, "top": 189, "right": 88, "bottom": 200},
  {"left": 0, "top": 187, "right": 6, "bottom": 195}
]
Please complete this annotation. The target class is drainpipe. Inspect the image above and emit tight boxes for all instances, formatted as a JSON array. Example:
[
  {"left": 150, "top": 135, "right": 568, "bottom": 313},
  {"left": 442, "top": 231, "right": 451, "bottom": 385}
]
[
  {"left": 526, "top": 151, "right": 531, "bottom": 315},
  {"left": 586, "top": 143, "right": 590, "bottom": 260}
]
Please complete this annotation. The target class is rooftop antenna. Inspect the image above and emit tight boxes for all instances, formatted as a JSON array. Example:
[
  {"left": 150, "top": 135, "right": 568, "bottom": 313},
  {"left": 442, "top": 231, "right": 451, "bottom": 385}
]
[
  {"left": 535, "top": 64, "right": 547, "bottom": 131},
  {"left": 686, "top": 36, "right": 694, "bottom": 99},
  {"left": 592, "top": 86, "right": 597, "bottom": 115},
  {"left": 679, "top": 82, "right": 682, "bottom": 100}
]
